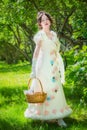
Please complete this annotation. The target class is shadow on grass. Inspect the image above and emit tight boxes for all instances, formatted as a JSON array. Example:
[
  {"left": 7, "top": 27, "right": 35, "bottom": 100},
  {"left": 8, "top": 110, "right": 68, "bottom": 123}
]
[
  {"left": 0, "top": 85, "right": 87, "bottom": 130},
  {"left": 30, "top": 117, "right": 87, "bottom": 130},
  {"left": 0, "top": 86, "right": 27, "bottom": 107},
  {"left": 0, "top": 117, "right": 87, "bottom": 130},
  {"left": 0, "top": 62, "right": 31, "bottom": 73},
  {"left": 0, "top": 84, "right": 80, "bottom": 108}
]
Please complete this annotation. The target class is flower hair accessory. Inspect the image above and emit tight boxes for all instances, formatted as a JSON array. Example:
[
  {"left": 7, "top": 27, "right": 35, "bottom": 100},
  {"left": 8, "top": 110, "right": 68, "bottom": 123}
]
[{"left": 37, "top": 11, "right": 45, "bottom": 18}]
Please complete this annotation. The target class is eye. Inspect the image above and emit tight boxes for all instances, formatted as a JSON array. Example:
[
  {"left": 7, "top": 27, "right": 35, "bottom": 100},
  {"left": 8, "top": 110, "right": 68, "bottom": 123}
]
[{"left": 41, "top": 18, "right": 49, "bottom": 22}]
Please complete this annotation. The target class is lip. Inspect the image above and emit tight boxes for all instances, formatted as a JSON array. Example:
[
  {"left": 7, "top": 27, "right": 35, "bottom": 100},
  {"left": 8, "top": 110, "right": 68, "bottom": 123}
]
[{"left": 45, "top": 23, "right": 48, "bottom": 25}]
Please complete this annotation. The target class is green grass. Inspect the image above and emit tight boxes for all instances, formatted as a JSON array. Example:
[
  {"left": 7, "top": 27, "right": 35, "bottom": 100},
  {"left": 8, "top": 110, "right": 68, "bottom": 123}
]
[{"left": 0, "top": 61, "right": 87, "bottom": 130}]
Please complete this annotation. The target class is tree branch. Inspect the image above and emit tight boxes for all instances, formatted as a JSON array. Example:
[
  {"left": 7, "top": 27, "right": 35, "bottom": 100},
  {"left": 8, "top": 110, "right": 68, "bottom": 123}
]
[
  {"left": 28, "top": 0, "right": 40, "bottom": 11},
  {"left": 61, "top": 6, "right": 76, "bottom": 32},
  {"left": 8, "top": 25, "right": 20, "bottom": 44}
]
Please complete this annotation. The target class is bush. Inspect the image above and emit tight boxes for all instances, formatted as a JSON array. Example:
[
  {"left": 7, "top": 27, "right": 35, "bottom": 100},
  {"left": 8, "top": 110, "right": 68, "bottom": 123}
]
[{"left": 64, "top": 45, "right": 87, "bottom": 103}]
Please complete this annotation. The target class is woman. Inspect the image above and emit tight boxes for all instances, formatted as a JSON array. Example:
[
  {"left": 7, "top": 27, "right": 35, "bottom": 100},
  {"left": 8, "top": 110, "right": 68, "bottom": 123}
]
[{"left": 24, "top": 11, "right": 72, "bottom": 127}]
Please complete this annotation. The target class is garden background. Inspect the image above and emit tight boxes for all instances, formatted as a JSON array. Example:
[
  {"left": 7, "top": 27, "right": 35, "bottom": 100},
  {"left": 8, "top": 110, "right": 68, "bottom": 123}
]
[{"left": 0, "top": 0, "right": 87, "bottom": 130}]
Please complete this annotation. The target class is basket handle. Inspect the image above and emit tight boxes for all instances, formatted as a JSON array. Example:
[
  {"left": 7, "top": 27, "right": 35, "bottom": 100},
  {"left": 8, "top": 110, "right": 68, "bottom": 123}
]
[{"left": 28, "top": 78, "right": 44, "bottom": 93}]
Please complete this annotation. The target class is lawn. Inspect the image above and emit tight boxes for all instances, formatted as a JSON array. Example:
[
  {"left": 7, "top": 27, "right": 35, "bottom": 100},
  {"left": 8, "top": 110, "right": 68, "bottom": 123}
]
[{"left": 0, "top": 61, "right": 87, "bottom": 130}]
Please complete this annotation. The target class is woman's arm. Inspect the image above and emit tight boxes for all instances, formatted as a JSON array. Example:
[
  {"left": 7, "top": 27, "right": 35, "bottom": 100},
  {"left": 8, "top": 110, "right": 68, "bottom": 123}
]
[
  {"left": 33, "top": 42, "right": 42, "bottom": 59},
  {"left": 30, "top": 41, "right": 42, "bottom": 78}
]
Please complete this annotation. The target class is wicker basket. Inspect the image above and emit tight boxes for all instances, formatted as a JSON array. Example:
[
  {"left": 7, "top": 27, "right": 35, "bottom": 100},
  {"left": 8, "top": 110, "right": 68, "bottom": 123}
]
[{"left": 25, "top": 78, "right": 47, "bottom": 103}]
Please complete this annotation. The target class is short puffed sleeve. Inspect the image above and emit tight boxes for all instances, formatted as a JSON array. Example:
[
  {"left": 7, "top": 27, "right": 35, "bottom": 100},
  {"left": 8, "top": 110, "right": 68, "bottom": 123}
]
[{"left": 33, "top": 31, "right": 42, "bottom": 44}]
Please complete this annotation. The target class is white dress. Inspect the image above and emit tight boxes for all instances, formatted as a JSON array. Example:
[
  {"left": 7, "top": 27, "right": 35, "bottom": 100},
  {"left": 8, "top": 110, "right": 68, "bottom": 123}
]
[{"left": 24, "top": 30, "right": 72, "bottom": 120}]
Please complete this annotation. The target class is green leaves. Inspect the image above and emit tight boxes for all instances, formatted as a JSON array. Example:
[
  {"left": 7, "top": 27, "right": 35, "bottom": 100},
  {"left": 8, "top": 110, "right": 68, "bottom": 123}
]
[
  {"left": 0, "top": 0, "right": 87, "bottom": 64},
  {"left": 65, "top": 45, "right": 87, "bottom": 103}
]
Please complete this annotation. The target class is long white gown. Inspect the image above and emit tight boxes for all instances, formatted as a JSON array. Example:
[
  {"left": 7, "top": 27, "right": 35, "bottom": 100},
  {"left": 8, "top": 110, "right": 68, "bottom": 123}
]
[{"left": 24, "top": 30, "right": 72, "bottom": 120}]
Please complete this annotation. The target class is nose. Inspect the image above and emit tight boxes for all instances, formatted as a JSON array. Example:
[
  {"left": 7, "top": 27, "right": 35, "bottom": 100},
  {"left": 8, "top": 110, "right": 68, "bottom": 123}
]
[{"left": 42, "top": 18, "right": 49, "bottom": 22}]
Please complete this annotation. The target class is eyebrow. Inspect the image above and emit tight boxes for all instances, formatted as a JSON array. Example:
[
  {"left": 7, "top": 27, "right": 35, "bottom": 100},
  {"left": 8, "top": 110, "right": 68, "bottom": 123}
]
[{"left": 42, "top": 18, "right": 49, "bottom": 20}]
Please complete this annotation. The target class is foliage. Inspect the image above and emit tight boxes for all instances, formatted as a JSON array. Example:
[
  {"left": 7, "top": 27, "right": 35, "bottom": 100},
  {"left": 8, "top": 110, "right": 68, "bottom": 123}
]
[
  {"left": 0, "top": 0, "right": 87, "bottom": 64},
  {"left": 64, "top": 45, "right": 87, "bottom": 103}
]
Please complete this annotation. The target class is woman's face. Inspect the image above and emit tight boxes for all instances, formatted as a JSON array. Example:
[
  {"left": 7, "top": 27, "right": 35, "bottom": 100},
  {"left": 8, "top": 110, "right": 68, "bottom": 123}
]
[{"left": 40, "top": 14, "right": 51, "bottom": 29}]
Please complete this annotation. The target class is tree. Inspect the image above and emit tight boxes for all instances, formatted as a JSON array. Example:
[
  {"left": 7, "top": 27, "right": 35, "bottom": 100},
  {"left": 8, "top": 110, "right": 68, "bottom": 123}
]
[{"left": 0, "top": 0, "right": 87, "bottom": 64}]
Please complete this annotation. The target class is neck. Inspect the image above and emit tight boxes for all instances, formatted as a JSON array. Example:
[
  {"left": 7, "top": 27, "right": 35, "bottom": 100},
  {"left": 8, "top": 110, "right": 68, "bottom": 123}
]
[{"left": 42, "top": 28, "right": 50, "bottom": 34}]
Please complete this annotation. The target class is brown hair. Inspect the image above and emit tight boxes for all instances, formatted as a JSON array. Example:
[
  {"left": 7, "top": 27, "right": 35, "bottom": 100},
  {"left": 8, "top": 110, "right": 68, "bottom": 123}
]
[{"left": 37, "top": 11, "right": 53, "bottom": 29}]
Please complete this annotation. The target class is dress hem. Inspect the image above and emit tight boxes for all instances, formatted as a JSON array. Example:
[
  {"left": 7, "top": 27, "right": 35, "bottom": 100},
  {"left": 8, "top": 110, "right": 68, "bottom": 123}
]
[{"left": 24, "top": 108, "right": 72, "bottom": 120}]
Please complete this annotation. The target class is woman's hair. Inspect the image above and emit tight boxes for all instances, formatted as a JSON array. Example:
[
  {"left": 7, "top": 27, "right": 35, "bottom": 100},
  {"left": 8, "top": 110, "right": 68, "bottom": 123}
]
[{"left": 37, "top": 11, "right": 53, "bottom": 29}]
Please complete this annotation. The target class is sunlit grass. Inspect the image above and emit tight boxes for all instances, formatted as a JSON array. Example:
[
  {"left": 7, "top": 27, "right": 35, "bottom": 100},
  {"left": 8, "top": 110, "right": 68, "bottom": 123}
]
[
  {"left": 0, "top": 61, "right": 87, "bottom": 130},
  {"left": 0, "top": 61, "right": 31, "bottom": 87}
]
